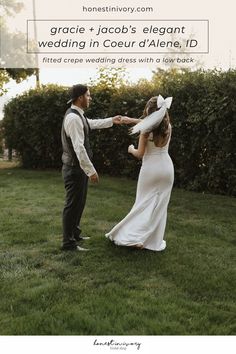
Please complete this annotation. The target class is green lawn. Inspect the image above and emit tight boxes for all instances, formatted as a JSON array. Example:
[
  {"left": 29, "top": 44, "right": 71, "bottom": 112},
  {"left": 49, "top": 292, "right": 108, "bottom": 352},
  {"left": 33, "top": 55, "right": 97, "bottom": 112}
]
[{"left": 0, "top": 164, "right": 235, "bottom": 335}]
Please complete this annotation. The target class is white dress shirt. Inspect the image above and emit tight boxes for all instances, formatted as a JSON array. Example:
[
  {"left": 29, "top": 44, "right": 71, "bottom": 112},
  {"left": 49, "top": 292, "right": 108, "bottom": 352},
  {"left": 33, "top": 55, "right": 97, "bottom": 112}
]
[{"left": 64, "top": 104, "right": 113, "bottom": 177}]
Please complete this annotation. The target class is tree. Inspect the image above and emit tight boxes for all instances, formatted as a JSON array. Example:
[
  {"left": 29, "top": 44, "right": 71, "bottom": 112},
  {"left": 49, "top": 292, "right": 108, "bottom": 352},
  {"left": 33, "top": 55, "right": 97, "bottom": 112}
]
[
  {"left": 0, "top": 0, "right": 37, "bottom": 95},
  {"left": 90, "top": 67, "right": 128, "bottom": 89}
]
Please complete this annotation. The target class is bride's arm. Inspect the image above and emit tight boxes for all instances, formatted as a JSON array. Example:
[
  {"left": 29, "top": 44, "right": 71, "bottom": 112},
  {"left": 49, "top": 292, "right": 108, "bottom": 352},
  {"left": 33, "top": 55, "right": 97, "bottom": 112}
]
[
  {"left": 128, "top": 133, "right": 149, "bottom": 159},
  {"left": 121, "top": 117, "right": 141, "bottom": 125}
]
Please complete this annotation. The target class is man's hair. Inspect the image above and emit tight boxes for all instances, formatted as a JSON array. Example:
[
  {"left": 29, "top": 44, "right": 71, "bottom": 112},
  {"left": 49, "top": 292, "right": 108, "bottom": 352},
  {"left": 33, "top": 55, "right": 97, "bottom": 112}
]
[{"left": 68, "top": 84, "right": 89, "bottom": 104}]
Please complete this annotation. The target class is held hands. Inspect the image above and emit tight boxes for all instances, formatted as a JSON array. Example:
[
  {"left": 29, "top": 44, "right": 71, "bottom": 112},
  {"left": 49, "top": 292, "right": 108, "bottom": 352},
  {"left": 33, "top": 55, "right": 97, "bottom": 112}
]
[
  {"left": 112, "top": 115, "right": 138, "bottom": 125},
  {"left": 112, "top": 115, "right": 122, "bottom": 124}
]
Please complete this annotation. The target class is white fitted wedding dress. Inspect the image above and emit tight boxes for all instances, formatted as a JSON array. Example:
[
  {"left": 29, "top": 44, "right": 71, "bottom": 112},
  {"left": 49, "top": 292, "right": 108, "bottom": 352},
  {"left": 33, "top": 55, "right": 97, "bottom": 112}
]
[{"left": 105, "top": 125, "right": 174, "bottom": 251}]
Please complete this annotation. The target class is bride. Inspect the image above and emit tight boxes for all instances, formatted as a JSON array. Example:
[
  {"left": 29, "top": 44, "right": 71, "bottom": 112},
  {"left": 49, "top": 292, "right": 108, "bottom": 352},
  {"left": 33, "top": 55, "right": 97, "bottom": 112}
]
[{"left": 105, "top": 95, "right": 174, "bottom": 251}]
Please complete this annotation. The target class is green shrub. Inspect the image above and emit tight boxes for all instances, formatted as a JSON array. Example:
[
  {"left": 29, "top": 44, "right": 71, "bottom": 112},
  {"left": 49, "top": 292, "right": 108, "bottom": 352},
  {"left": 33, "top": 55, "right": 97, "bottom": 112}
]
[
  {"left": 3, "top": 85, "right": 68, "bottom": 168},
  {"left": 3, "top": 70, "right": 236, "bottom": 195},
  {"left": 153, "top": 69, "right": 236, "bottom": 195}
]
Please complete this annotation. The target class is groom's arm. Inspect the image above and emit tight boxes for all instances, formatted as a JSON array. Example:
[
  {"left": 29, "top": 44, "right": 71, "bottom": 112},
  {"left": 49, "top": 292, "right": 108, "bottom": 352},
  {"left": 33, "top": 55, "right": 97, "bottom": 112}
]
[{"left": 87, "top": 116, "right": 121, "bottom": 129}]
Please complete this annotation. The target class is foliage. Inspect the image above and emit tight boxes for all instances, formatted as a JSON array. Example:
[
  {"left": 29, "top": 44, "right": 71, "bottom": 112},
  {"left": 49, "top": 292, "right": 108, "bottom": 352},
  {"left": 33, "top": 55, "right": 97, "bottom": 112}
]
[
  {"left": 3, "top": 85, "right": 68, "bottom": 168},
  {"left": 0, "top": 69, "right": 10, "bottom": 96},
  {"left": 2, "top": 69, "right": 236, "bottom": 195},
  {"left": 152, "top": 69, "right": 236, "bottom": 195},
  {"left": 0, "top": 0, "right": 24, "bottom": 16},
  {"left": 5, "top": 69, "right": 36, "bottom": 83},
  {"left": 0, "top": 1, "right": 36, "bottom": 92},
  {"left": 89, "top": 67, "right": 128, "bottom": 88},
  {"left": 0, "top": 120, "right": 4, "bottom": 154}
]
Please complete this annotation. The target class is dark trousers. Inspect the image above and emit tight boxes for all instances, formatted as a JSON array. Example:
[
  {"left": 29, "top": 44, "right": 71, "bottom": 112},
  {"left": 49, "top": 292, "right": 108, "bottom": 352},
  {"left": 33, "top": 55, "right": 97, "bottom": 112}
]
[{"left": 62, "top": 164, "right": 88, "bottom": 249}]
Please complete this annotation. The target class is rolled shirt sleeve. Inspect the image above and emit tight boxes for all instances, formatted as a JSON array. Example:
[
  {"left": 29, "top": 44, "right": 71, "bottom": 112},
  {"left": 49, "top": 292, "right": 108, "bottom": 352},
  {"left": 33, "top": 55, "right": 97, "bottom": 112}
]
[
  {"left": 64, "top": 113, "right": 97, "bottom": 177},
  {"left": 88, "top": 117, "right": 113, "bottom": 129}
]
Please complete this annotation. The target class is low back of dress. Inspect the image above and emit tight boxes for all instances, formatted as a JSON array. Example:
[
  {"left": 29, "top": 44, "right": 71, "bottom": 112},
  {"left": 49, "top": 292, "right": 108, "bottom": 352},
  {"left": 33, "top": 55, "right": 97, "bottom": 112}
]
[{"left": 145, "top": 125, "right": 172, "bottom": 155}]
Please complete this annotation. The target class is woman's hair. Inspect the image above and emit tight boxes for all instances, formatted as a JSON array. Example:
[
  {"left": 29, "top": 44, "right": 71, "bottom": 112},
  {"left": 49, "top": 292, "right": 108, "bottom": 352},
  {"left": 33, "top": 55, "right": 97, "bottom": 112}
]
[{"left": 141, "top": 96, "right": 170, "bottom": 144}]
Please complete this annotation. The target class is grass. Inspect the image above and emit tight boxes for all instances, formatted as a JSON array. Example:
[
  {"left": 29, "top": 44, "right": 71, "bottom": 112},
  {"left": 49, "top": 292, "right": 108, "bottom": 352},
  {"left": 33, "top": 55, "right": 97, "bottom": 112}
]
[{"left": 0, "top": 164, "right": 235, "bottom": 335}]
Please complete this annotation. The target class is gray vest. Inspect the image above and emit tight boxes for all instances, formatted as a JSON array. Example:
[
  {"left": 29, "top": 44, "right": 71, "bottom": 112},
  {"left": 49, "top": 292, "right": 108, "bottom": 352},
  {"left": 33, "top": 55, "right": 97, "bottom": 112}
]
[{"left": 61, "top": 108, "right": 93, "bottom": 167}]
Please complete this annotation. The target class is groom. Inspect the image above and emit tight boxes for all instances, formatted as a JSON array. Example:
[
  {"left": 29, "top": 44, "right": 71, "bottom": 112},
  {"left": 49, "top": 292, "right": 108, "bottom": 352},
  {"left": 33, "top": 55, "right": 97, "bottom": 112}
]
[{"left": 61, "top": 84, "right": 122, "bottom": 251}]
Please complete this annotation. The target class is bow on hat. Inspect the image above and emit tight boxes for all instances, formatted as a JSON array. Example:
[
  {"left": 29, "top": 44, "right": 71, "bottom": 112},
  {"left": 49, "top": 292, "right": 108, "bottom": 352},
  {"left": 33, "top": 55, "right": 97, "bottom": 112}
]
[
  {"left": 130, "top": 95, "right": 173, "bottom": 135},
  {"left": 157, "top": 95, "right": 173, "bottom": 109}
]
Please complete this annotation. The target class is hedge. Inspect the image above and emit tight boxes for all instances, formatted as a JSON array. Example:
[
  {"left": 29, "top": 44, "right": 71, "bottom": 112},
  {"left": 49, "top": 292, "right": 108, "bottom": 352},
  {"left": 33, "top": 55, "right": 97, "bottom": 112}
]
[{"left": 3, "top": 70, "right": 236, "bottom": 196}]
